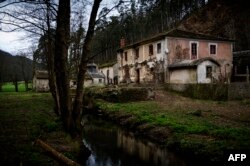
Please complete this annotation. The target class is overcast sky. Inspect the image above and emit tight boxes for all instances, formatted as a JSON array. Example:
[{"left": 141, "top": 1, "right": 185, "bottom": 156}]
[
  {"left": 0, "top": 0, "right": 118, "bottom": 54},
  {"left": 0, "top": 31, "right": 30, "bottom": 54}
]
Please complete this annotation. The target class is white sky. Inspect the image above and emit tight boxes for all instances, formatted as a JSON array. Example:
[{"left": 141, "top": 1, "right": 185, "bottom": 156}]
[
  {"left": 0, "top": 0, "right": 118, "bottom": 54},
  {"left": 0, "top": 31, "right": 31, "bottom": 54}
]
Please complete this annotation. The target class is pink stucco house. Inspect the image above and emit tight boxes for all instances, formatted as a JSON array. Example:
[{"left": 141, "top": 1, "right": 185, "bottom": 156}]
[{"left": 117, "top": 29, "right": 233, "bottom": 84}]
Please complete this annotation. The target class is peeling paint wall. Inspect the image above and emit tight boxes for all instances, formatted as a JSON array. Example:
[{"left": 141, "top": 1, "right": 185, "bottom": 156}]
[
  {"left": 33, "top": 78, "right": 49, "bottom": 92},
  {"left": 167, "top": 37, "right": 232, "bottom": 81},
  {"left": 170, "top": 69, "right": 197, "bottom": 84},
  {"left": 100, "top": 66, "right": 114, "bottom": 84},
  {"left": 197, "top": 61, "right": 219, "bottom": 83}
]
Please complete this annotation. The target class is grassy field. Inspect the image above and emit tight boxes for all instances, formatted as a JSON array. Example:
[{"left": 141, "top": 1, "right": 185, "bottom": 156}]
[
  {"left": 97, "top": 90, "right": 250, "bottom": 162},
  {"left": 0, "top": 92, "right": 81, "bottom": 165},
  {"left": 1, "top": 82, "right": 33, "bottom": 92}
]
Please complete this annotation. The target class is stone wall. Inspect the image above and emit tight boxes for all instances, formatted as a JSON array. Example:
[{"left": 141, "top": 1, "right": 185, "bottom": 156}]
[
  {"left": 165, "top": 83, "right": 228, "bottom": 100},
  {"left": 228, "top": 83, "right": 250, "bottom": 100}
]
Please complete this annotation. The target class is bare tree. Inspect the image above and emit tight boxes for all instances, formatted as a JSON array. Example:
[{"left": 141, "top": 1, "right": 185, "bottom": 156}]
[
  {"left": 73, "top": 0, "right": 102, "bottom": 133},
  {"left": 0, "top": 0, "right": 120, "bottom": 135}
]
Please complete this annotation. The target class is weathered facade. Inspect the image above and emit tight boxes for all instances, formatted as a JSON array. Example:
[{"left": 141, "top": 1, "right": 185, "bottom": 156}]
[
  {"left": 33, "top": 70, "right": 49, "bottom": 92},
  {"left": 99, "top": 62, "right": 119, "bottom": 85},
  {"left": 117, "top": 29, "right": 233, "bottom": 84}
]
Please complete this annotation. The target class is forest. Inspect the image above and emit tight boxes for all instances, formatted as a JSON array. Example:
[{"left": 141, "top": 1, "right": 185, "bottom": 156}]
[{"left": 0, "top": 49, "right": 33, "bottom": 91}]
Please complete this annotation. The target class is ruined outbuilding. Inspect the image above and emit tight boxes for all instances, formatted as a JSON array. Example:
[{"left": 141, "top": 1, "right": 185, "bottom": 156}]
[{"left": 33, "top": 70, "right": 49, "bottom": 92}]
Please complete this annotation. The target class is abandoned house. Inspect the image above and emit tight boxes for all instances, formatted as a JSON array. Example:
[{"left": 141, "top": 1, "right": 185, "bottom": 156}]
[
  {"left": 99, "top": 62, "right": 119, "bottom": 85},
  {"left": 84, "top": 63, "right": 105, "bottom": 87},
  {"left": 117, "top": 28, "right": 233, "bottom": 84},
  {"left": 33, "top": 70, "right": 49, "bottom": 92}
]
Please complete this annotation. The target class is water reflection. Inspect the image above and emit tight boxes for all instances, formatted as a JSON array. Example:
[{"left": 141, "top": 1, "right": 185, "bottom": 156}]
[{"left": 82, "top": 116, "right": 186, "bottom": 166}]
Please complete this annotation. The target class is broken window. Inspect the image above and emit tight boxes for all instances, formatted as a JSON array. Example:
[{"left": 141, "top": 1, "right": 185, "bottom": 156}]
[
  {"left": 157, "top": 43, "right": 161, "bottom": 54},
  {"left": 149, "top": 44, "right": 153, "bottom": 56},
  {"left": 124, "top": 52, "right": 128, "bottom": 61},
  {"left": 135, "top": 48, "right": 139, "bottom": 59},
  {"left": 206, "top": 66, "right": 212, "bottom": 78},
  {"left": 210, "top": 44, "right": 217, "bottom": 55},
  {"left": 191, "top": 42, "right": 198, "bottom": 59}
]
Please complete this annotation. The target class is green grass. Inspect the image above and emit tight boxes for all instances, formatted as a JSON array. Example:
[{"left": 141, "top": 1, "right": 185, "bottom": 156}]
[
  {"left": 0, "top": 92, "right": 80, "bottom": 165},
  {"left": 98, "top": 100, "right": 250, "bottom": 159},
  {"left": 1, "top": 82, "right": 32, "bottom": 92}
]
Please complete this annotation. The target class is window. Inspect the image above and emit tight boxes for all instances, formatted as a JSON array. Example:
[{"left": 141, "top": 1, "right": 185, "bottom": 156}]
[
  {"left": 191, "top": 42, "right": 198, "bottom": 59},
  {"left": 209, "top": 44, "right": 217, "bottom": 55},
  {"left": 99, "top": 79, "right": 102, "bottom": 83},
  {"left": 135, "top": 48, "right": 139, "bottom": 59},
  {"left": 190, "top": 42, "right": 199, "bottom": 59},
  {"left": 149, "top": 44, "right": 153, "bottom": 56},
  {"left": 157, "top": 43, "right": 161, "bottom": 54},
  {"left": 124, "top": 52, "right": 128, "bottom": 61},
  {"left": 206, "top": 66, "right": 212, "bottom": 78}
]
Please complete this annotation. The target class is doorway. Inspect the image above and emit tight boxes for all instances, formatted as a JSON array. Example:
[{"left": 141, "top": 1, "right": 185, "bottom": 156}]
[{"left": 136, "top": 69, "right": 140, "bottom": 84}]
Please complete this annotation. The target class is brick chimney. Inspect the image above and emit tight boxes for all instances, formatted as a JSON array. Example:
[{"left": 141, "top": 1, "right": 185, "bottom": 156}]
[{"left": 120, "top": 37, "right": 126, "bottom": 48}]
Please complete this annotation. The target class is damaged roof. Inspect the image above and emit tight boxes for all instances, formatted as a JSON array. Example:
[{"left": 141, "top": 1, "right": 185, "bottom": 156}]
[
  {"left": 86, "top": 72, "right": 105, "bottom": 79},
  {"left": 34, "top": 70, "right": 49, "bottom": 79},
  {"left": 118, "top": 28, "right": 233, "bottom": 51},
  {"left": 168, "top": 57, "right": 221, "bottom": 69}
]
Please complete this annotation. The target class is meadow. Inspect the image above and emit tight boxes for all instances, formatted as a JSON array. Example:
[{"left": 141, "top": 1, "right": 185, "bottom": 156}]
[{"left": 1, "top": 82, "right": 32, "bottom": 92}]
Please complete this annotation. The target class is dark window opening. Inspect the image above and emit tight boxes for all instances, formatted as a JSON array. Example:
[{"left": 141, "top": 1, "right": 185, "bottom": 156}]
[
  {"left": 124, "top": 52, "right": 128, "bottom": 61},
  {"left": 206, "top": 66, "right": 212, "bottom": 78},
  {"left": 149, "top": 44, "right": 153, "bottom": 56},
  {"left": 191, "top": 43, "right": 197, "bottom": 59},
  {"left": 210, "top": 44, "right": 216, "bottom": 55},
  {"left": 157, "top": 43, "right": 161, "bottom": 54},
  {"left": 135, "top": 48, "right": 139, "bottom": 59}
]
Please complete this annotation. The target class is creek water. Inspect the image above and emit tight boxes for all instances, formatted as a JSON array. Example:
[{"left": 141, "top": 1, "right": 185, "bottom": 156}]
[{"left": 81, "top": 115, "right": 187, "bottom": 166}]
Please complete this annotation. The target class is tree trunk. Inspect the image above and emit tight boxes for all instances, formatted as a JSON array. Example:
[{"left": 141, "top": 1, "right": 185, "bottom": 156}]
[
  {"left": 35, "top": 139, "right": 81, "bottom": 166},
  {"left": 13, "top": 81, "right": 18, "bottom": 92},
  {"left": 45, "top": 0, "right": 61, "bottom": 116},
  {"left": 73, "top": 0, "right": 102, "bottom": 132},
  {"left": 25, "top": 80, "right": 29, "bottom": 91},
  {"left": 54, "top": 0, "right": 72, "bottom": 132}
]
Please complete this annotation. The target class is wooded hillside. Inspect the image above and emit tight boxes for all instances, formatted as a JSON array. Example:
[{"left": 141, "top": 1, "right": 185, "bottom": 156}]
[
  {"left": 178, "top": 0, "right": 250, "bottom": 51},
  {"left": 0, "top": 49, "right": 33, "bottom": 83}
]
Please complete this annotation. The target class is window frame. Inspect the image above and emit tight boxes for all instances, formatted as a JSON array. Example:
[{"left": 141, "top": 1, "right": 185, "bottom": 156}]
[
  {"left": 149, "top": 44, "right": 153, "bottom": 56},
  {"left": 124, "top": 51, "right": 128, "bottom": 61},
  {"left": 157, "top": 43, "right": 161, "bottom": 54},
  {"left": 190, "top": 41, "right": 198, "bottom": 59},
  {"left": 209, "top": 43, "right": 217, "bottom": 55},
  {"left": 206, "top": 66, "right": 212, "bottom": 78},
  {"left": 135, "top": 48, "right": 139, "bottom": 59}
]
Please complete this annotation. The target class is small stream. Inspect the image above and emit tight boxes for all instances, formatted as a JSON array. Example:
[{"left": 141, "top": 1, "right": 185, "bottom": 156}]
[{"left": 82, "top": 115, "right": 186, "bottom": 166}]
